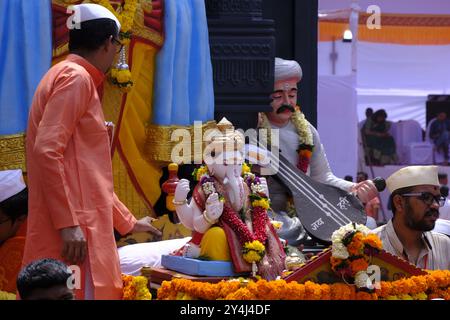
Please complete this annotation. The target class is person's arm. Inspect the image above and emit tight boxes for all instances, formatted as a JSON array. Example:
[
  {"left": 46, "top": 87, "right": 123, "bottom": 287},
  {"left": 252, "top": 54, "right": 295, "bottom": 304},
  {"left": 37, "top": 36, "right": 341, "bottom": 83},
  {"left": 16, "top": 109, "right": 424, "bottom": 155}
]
[
  {"left": 308, "top": 124, "right": 354, "bottom": 192},
  {"left": 33, "top": 71, "right": 90, "bottom": 229},
  {"left": 32, "top": 70, "right": 91, "bottom": 265},
  {"left": 112, "top": 193, "right": 137, "bottom": 236},
  {"left": 112, "top": 193, "right": 162, "bottom": 237}
]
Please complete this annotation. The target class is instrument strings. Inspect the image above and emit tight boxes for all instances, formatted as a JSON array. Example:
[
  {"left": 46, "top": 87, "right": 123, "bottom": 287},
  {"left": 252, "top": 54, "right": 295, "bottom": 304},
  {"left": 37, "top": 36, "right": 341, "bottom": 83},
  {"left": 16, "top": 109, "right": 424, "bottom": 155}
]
[{"left": 249, "top": 139, "right": 353, "bottom": 226}]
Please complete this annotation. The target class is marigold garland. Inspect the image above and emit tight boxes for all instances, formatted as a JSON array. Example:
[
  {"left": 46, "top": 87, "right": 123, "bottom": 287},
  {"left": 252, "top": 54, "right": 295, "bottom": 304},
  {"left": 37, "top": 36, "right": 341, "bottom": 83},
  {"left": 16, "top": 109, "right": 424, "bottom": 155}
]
[
  {"left": 121, "top": 274, "right": 152, "bottom": 300},
  {"left": 0, "top": 290, "right": 16, "bottom": 300},
  {"left": 330, "top": 223, "right": 383, "bottom": 289},
  {"left": 259, "top": 109, "right": 314, "bottom": 173},
  {"left": 157, "top": 270, "right": 450, "bottom": 300},
  {"left": 92, "top": 0, "right": 138, "bottom": 42}
]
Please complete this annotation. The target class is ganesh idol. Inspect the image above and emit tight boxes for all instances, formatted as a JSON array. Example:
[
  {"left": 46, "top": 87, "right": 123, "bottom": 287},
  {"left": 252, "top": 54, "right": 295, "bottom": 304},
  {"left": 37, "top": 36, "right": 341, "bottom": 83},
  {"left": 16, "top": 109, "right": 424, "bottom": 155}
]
[{"left": 172, "top": 118, "right": 286, "bottom": 280}]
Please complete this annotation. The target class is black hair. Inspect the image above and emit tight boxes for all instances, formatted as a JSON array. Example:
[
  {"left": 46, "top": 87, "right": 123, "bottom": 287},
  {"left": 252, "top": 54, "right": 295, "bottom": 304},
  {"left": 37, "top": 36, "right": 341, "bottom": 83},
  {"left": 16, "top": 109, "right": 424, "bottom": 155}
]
[
  {"left": 357, "top": 171, "right": 369, "bottom": 180},
  {"left": 0, "top": 188, "right": 28, "bottom": 222},
  {"left": 69, "top": 18, "right": 119, "bottom": 53},
  {"left": 441, "top": 185, "right": 449, "bottom": 198},
  {"left": 344, "top": 175, "right": 353, "bottom": 182},
  {"left": 389, "top": 186, "right": 415, "bottom": 215},
  {"left": 372, "top": 109, "right": 388, "bottom": 120},
  {"left": 17, "top": 258, "right": 72, "bottom": 300},
  {"left": 438, "top": 173, "right": 448, "bottom": 179},
  {"left": 365, "top": 108, "right": 373, "bottom": 117}
]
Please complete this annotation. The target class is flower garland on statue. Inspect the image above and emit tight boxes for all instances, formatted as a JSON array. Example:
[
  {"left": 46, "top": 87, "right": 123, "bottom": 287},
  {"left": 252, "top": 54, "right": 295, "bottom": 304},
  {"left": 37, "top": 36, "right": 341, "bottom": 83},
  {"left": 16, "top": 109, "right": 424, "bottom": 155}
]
[
  {"left": 192, "top": 163, "right": 270, "bottom": 265},
  {"left": 330, "top": 223, "right": 383, "bottom": 290},
  {"left": 121, "top": 274, "right": 152, "bottom": 300},
  {"left": 157, "top": 270, "right": 450, "bottom": 300},
  {"left": 0, "top": 290, "right": 16, "bottom": 300},
  {"left": 92, "top": 0, "right": 138, "bottom": 92},
  {"left": 259, "top": 108, "right": 314, "bottom": 173}
]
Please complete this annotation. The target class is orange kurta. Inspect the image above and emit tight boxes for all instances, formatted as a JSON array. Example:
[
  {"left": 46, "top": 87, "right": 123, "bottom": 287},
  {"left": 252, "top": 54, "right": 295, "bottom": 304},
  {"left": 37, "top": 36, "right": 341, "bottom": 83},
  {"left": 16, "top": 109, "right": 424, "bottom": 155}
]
[
  {"left": 0, "top": 221, "right": 27, "bottom": 293},
  {"left": 23, "top": 54, "right": 137, "bottom": 300}
]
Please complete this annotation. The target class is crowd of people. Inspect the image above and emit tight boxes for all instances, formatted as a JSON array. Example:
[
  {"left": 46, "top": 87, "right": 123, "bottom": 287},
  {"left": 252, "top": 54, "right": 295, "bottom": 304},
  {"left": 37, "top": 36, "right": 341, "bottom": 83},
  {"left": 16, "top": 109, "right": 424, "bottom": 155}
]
[{"left": 360, "top": 108, "right": 450, "bottom": 167}]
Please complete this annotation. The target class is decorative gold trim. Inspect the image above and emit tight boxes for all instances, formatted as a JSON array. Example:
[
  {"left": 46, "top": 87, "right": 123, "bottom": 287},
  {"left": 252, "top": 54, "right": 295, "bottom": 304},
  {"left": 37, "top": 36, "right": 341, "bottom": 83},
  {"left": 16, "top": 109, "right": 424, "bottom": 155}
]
[
  {"left": 133, "top": 1, "right": 163, "bottom": 46},
  {"left": 0, "top": 134, "right": 26, "bottom": 171},
  {"left": 144, "top": 121, "right": 217, "bottom": 164},
  {"left": 53, "top": 43, "right": 69, "bottom": 60}
]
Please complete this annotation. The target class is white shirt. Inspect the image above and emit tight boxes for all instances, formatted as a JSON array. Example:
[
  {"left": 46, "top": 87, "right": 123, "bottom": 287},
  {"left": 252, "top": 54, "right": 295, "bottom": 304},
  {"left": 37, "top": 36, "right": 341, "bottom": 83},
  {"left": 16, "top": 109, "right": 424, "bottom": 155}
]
[
  {"left": 372, "top": 219, "right": 450, "bottom": 270},
  {"left": 271, "top": 120, "right": 354, "bottom": 192},
  {"left": 439, "top": 198, "right": 450, "bottom": 221}
]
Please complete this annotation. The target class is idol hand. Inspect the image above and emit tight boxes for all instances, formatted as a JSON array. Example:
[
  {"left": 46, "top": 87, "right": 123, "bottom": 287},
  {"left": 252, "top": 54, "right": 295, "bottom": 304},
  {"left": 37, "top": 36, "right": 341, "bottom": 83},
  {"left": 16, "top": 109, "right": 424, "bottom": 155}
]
[
  {"left": 205, "top": 192, "right": 224, "bottom": 222},
  {"left": 259, "top": 177, "right": 269, "bottom": 197},
  {"left": 174, "top": 179, "right": 190, "bottom": 202}
]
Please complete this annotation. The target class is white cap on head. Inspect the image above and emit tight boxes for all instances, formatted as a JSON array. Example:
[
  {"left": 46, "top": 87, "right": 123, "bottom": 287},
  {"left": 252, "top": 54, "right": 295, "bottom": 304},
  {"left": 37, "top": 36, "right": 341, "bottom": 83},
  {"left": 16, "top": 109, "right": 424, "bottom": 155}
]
[
  {"left": 69, "top": 3, "right": 121, "bottom": 31},
  {"left": 274, "top": 57, "right": 302, "bottom": 83},
  {"left": 386, "top": 165, "right": 440, "bottom": 193},
  {"left": 0, "top": 170, "right": 26, "bottom": 203}
]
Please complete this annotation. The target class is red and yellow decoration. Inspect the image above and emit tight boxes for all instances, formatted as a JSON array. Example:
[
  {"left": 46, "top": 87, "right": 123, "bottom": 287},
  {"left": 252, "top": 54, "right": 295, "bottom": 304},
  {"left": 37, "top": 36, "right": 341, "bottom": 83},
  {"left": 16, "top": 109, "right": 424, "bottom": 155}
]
[
  {"left": 92, "top": 0, "right": 138, "bottom": 43},
  {"left": 193, "top": 163, "right": 270, "bottom": 264}
]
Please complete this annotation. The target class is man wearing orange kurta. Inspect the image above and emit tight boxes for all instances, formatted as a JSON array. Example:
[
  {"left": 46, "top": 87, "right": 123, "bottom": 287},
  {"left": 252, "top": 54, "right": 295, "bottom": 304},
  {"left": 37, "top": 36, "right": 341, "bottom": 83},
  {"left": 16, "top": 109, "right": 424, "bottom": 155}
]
[
  {"left": 23, "top": 4, "right": 160, "bottom": 300},
  {"left": 0, "top": 170, "right": 28, "bottom": 294}
]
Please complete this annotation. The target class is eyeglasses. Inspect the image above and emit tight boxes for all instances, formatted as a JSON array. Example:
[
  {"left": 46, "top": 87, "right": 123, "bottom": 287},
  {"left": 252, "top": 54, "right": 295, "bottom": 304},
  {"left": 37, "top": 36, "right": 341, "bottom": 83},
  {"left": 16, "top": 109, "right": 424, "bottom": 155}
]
[
  {"left": 112, "top": 37, "right": 124, "bottom": 54},
  {"left": 401, "top": 192, "right": 446, "bottom": 207}
]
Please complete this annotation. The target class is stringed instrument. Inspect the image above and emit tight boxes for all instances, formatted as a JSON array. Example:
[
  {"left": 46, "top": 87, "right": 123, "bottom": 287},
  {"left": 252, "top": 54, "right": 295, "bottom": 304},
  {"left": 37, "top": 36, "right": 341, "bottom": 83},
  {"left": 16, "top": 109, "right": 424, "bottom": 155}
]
[{"left": 246, "top": 144, "right": 385, "bottom": 245}]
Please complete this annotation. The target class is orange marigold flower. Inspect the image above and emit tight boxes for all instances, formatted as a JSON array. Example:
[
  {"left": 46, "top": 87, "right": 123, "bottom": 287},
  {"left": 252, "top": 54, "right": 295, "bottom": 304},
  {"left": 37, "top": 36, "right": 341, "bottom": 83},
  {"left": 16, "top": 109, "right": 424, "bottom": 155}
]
[
  {"left": 350, "top": 258, "right": 369, "bottom": 273},
  {"left": 362, "top": 233, "right": 383, "bottom": 249}
]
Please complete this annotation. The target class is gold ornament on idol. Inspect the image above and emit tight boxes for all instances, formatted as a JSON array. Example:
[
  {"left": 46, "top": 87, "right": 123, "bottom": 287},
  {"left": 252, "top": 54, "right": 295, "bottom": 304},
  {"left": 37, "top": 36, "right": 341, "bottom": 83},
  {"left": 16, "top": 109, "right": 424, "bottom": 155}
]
[{"left": 93, "top": 0, "right": 138, "bottom": 92}]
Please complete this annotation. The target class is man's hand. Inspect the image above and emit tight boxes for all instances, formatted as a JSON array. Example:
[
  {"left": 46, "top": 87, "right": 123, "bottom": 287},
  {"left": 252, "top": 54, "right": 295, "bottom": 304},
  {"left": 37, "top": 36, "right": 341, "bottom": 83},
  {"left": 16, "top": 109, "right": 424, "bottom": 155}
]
[
  {"left": 60, "top": 226, "right": 87, "bottom": 265},
  {"left": 352, "top": 180, "right": 378, "bottom": 204},
  {"left": 132, "top": 216, "right": 162, "bottom": 237}
]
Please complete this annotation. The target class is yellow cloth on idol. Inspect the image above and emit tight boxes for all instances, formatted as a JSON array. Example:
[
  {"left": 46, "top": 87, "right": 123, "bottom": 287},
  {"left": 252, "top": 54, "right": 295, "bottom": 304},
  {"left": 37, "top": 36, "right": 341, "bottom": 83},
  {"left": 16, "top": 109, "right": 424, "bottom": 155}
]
[{"left": 200, "top": 227, "right": 231, "bottom": 261}]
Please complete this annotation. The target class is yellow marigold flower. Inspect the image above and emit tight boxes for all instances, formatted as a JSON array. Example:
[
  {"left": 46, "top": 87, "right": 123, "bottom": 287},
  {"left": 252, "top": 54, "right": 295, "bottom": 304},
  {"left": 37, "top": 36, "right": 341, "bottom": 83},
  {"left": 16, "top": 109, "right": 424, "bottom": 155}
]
[
  {"left": 243, "top": 250, "right": 261, "bottom": 263},
  {"left": 0, "top": 290, "right": 16, "bottom": 300},
  {"left": 412, "top": 292, "right": 428, "bottom": 300},
  {"left": 242, "top": 163, "right": 251, "bottom": 174},
  {"left": 252, "top": 199, "right": 270, "bottom": 210},
  {"left": 116, "top": 70, "right": 132, "bottom": 84}
]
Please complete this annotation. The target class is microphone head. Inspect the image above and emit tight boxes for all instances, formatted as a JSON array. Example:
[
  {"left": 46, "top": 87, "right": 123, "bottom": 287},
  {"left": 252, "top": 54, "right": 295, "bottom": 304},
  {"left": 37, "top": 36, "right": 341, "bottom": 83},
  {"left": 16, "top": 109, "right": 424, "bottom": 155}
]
[{"left": 373, "top": 177, "right": 386, "bottom": 192}]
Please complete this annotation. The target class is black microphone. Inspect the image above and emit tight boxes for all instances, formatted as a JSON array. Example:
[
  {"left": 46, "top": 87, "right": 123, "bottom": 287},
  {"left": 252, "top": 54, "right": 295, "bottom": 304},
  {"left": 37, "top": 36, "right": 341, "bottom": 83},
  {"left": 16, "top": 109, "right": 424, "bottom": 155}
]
[{"left": 372, "top": 177, "right": 386, "bottom": 192}]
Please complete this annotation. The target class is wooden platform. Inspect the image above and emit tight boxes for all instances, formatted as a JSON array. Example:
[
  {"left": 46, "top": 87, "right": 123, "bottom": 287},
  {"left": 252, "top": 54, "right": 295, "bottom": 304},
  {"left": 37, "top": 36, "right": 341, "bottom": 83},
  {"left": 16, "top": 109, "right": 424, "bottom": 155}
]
[{"left": 149, "top": 267, "right": 233, "bottom": 288}]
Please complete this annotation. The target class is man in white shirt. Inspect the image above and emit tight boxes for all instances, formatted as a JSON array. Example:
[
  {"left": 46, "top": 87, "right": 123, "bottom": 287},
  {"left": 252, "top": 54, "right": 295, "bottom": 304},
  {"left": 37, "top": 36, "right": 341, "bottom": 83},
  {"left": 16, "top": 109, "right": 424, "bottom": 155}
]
[
  {"left": 259, "top": 58, "right": 378, "bottom": 245},
  {"left": 372, "top": 165, "right": 450, "bottom": 270}
]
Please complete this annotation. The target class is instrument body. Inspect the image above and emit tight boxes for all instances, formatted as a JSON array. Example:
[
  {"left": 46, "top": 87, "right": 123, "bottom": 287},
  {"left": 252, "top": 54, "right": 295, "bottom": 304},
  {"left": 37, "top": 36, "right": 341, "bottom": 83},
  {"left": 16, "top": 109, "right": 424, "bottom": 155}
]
[{"left": 273, "top": 153, "right": 367, "bottom": 245}]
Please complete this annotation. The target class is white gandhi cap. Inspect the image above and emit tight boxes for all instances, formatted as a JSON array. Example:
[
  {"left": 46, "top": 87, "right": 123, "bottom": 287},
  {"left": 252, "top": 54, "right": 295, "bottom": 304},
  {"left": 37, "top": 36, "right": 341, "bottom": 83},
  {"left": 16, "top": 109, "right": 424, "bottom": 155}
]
[
  {"left": 386, "top": 165, "right": 440, "bottom": 193},
  {"left": 0, "top": 169, "right": 26, "bottom": 203},
  {"left": 69, "top": 3, "right": 121, "bottom": 31}
]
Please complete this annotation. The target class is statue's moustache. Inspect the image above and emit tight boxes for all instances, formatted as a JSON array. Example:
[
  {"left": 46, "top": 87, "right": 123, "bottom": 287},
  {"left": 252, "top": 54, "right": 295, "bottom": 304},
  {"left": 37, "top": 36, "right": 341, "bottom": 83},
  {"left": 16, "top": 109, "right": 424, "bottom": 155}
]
[{"left": 277, "top": 104, "right": 295, "bottom": 114}]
